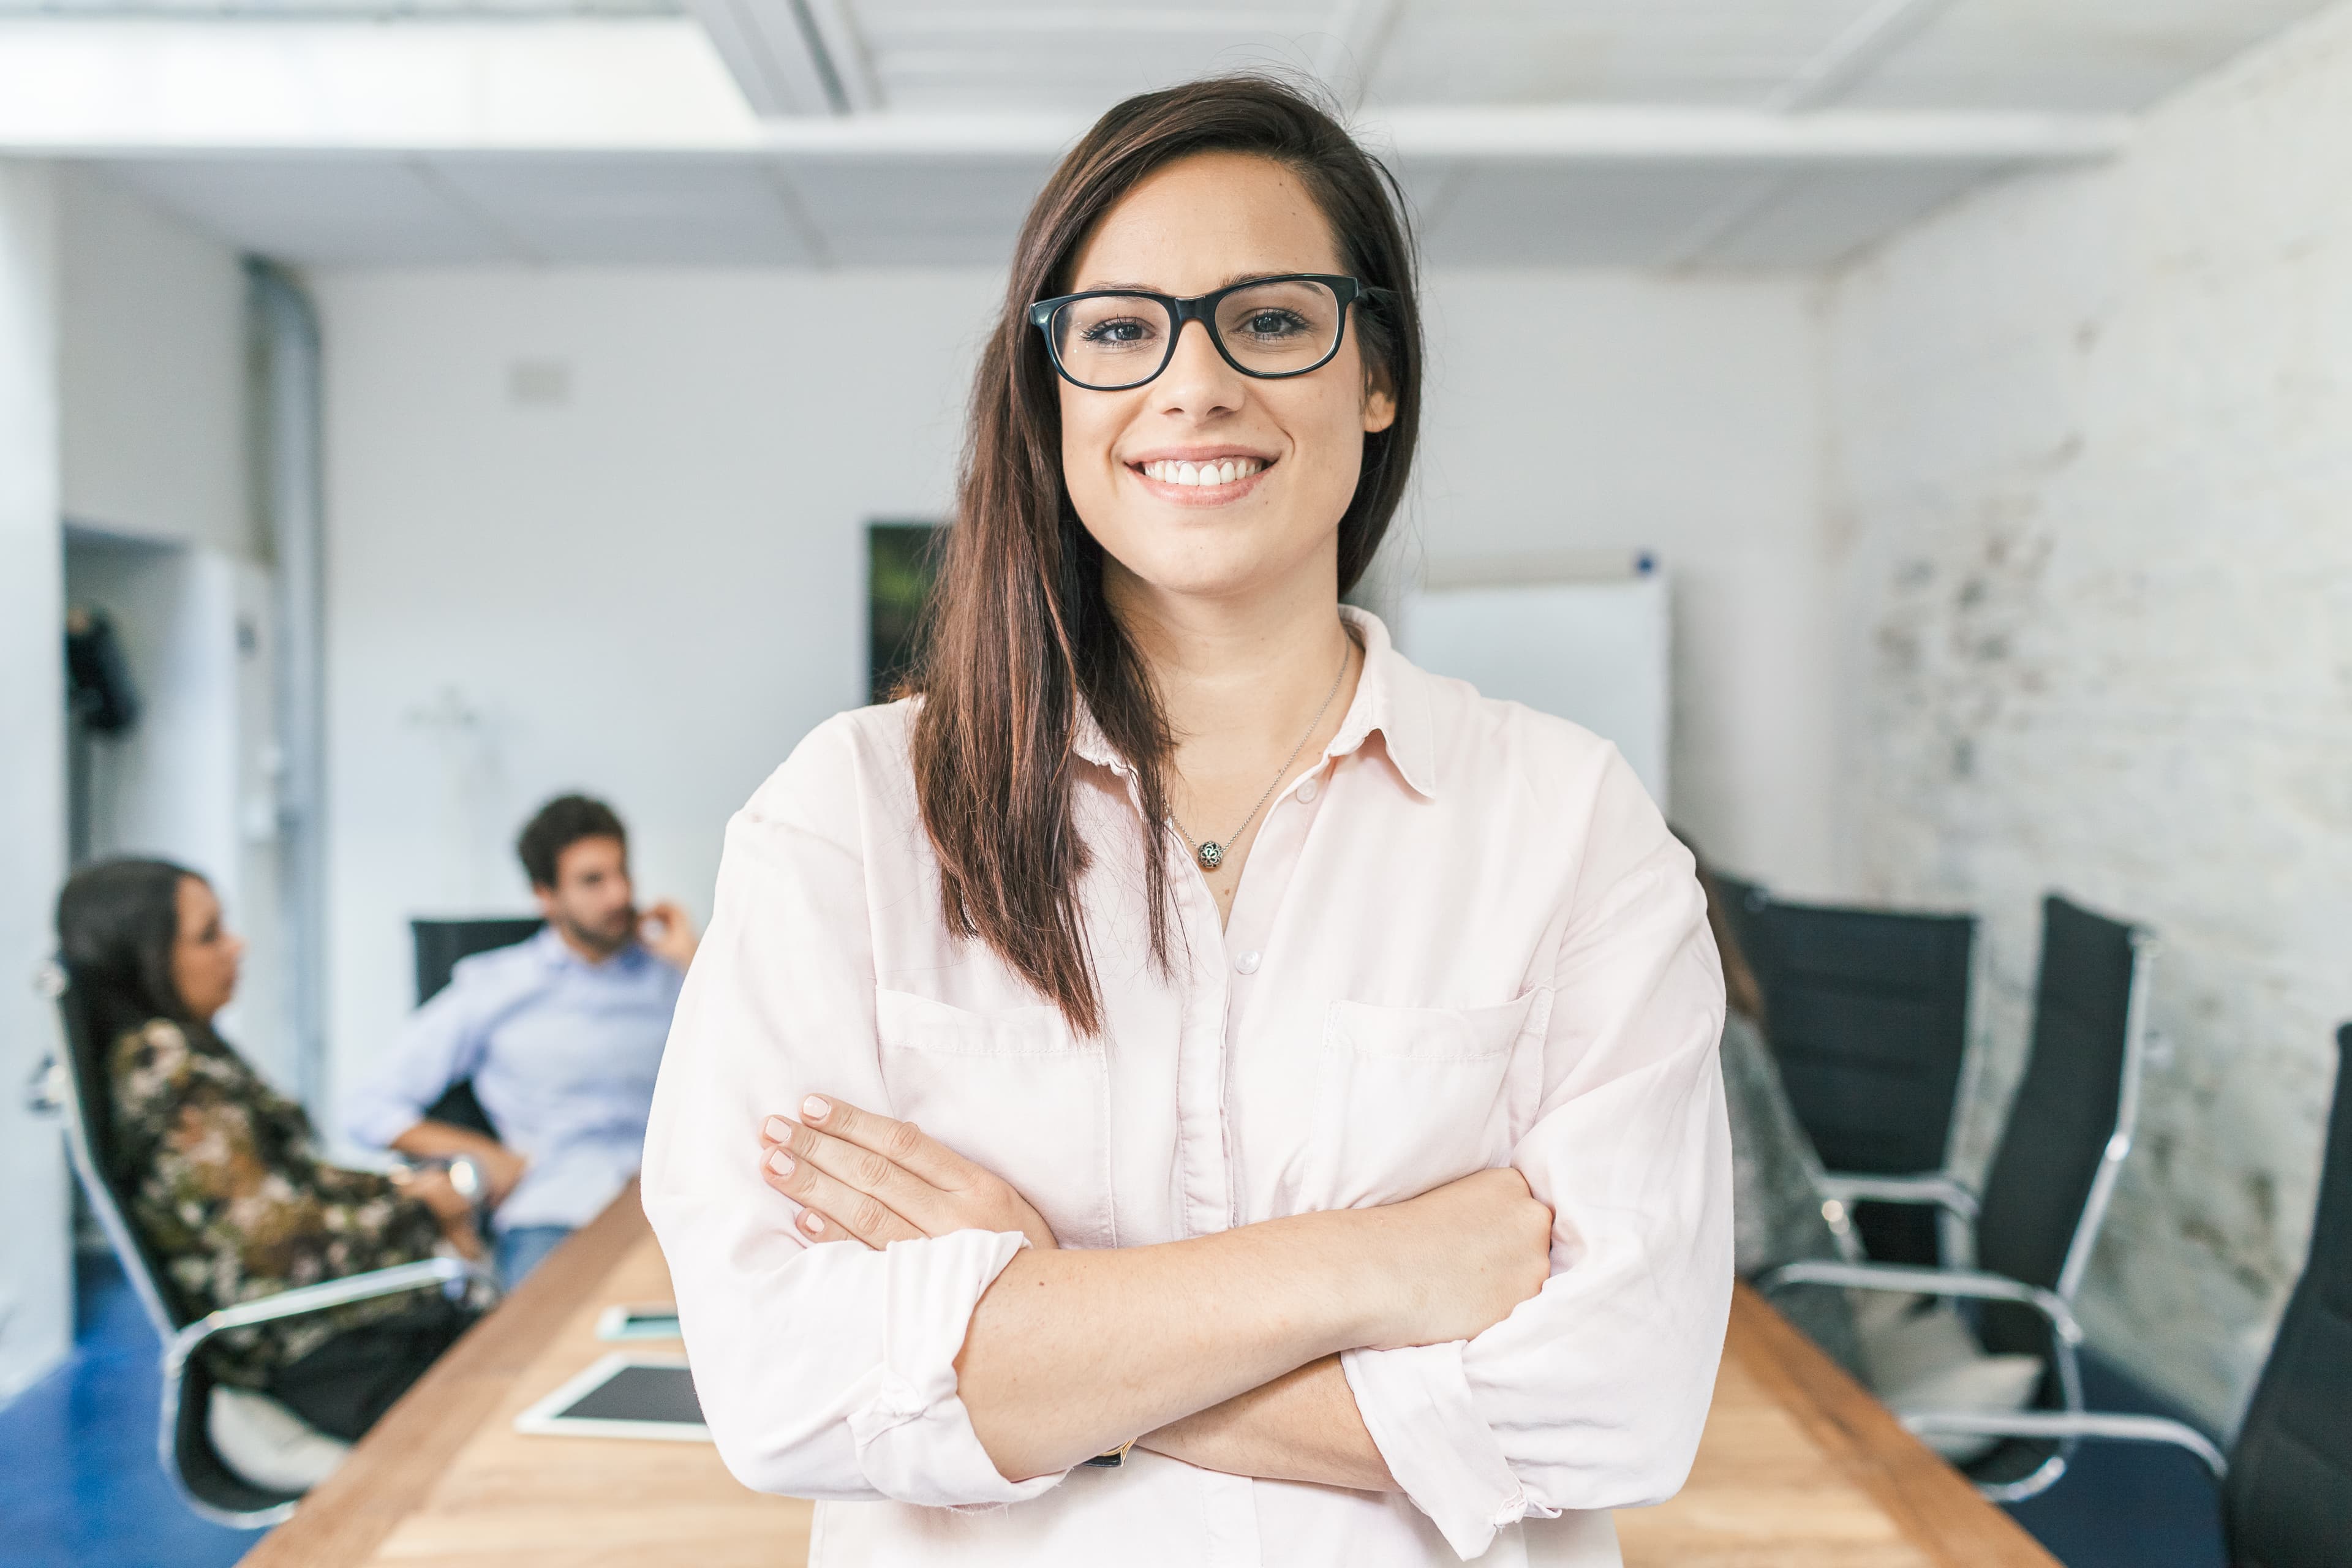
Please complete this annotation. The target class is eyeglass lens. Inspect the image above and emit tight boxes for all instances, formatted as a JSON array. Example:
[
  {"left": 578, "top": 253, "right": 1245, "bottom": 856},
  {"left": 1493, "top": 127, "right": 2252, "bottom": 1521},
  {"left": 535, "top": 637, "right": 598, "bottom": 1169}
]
[{"left": 1050, "top": 279, "right": 1344, "bottom": 390}]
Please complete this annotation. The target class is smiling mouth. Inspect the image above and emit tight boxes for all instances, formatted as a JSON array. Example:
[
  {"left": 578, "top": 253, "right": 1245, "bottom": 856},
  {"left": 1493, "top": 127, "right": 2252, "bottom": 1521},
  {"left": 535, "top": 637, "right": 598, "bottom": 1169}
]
[{"left": 1133, "top": 456, "right": 1272, "bottom": 489}]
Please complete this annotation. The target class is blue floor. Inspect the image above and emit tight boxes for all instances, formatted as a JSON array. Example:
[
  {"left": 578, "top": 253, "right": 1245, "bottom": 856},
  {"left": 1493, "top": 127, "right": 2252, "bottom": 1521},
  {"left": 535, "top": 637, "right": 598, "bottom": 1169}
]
[
  {"left": 0, "top": 1253, "right": 262, "bottom": 1568},
  {"left": 0, "top": 1254, "right": 2231, "bottom": 1567}
]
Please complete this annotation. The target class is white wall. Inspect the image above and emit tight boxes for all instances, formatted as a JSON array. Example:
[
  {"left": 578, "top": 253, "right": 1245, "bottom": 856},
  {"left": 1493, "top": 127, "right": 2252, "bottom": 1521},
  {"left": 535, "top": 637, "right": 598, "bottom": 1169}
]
[
  {"left": 58, "top": 166, "right": 253, "bottom": 556},
  {"left": 0, "top": 159, "right": 70, "bottom": 1405},
  {"left": 314, "top": 264, "right": 1830, "bottom": 1112},
  {"left": 1824, "top": 1, "right": 2352, "bottom": 1427},
  {"left": 1408, "top": 271, "right": 1833, "bottom": 894},
  {"left": 314, "top": 268, "right": 1000, "bottom": 1112},
  {"left": 64, "top": 535, "right": 294, "bottom": 1087}
]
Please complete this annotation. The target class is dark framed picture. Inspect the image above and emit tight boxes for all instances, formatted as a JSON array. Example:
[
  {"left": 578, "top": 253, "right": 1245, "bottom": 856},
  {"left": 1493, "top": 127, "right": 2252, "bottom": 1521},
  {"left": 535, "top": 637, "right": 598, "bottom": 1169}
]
[{"left": 868, "top": 521, "right": 944, "bottom": 706}]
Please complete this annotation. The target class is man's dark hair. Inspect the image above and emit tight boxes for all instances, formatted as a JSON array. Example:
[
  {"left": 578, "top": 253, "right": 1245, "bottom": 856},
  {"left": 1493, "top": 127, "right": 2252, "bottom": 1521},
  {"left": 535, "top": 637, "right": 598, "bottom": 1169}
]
[{"left": 517, "top": 794, "right": 627, "bottom": 891}]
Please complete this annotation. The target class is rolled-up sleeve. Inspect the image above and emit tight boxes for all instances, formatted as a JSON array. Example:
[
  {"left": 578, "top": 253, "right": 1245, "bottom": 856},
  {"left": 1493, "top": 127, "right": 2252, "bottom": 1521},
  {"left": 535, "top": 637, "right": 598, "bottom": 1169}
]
[
  {"left": 342, "top": 979, "right": 486, "bottom": 1151},
  {"left": 1341, "top": 750, "right": 1733, "bottom": 1559},
  {"left": 640, "top": 717, "right": 1066, "bottom": 1508}
]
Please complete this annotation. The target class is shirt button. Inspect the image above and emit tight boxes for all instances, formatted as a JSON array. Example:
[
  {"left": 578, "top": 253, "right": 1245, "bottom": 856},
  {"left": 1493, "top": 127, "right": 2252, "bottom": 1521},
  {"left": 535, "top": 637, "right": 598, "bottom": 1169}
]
[
  {"left": 1296, "top": 778, "right": 1319, "bottom": 803},
  {"left": 1235, "top": 951, "right": 1262, "bottom": 975}
]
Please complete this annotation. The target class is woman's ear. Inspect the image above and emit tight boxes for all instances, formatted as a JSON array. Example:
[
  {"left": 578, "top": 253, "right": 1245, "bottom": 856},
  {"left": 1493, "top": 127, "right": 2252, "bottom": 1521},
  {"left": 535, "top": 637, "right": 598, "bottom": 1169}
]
[{"left": 1361, "top": 359, "right": 1398, "bottom": 435}]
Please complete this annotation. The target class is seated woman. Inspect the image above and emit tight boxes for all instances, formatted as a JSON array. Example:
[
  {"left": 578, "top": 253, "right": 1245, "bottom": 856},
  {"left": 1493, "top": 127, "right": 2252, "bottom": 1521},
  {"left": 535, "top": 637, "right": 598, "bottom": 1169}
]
[{"left": 56, "top": 858, "right": 488, "bottom": 1488}]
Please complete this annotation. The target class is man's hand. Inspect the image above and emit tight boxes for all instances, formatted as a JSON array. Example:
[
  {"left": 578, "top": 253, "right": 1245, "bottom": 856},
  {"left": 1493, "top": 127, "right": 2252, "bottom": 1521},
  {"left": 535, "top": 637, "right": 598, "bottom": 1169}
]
[
  {"left": 390, "top": 1166, "right": 487, "bottom": 1261},
  {"left": 639, "top": 899, "right": 699, "bottom": 970},
  {"left": 475, "top": 1141, "right": 529, "bottom": 1207},
  {"left": 389, "top": 1121, "right": 528, "bottom": 1208},
  {"left": 757, "top": 1096, "right": 1059, "bottom": 1253}
]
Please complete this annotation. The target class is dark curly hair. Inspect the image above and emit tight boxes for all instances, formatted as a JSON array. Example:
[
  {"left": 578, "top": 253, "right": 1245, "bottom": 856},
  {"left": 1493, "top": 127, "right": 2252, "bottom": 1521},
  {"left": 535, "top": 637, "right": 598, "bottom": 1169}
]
[{"left": 516, "top": 794, "right": 628, "bottom": 891}]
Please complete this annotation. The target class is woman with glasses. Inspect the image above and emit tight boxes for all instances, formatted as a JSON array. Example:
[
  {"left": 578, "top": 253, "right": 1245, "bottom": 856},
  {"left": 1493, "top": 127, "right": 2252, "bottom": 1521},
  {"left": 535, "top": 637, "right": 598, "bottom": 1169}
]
[{"left": 644, "top": 76, "right": 1730, "bottom": 1567}]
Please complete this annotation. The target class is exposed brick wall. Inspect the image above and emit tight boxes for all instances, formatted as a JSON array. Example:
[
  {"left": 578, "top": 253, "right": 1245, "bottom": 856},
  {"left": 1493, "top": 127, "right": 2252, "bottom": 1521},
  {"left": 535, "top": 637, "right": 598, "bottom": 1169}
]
[{"left": 1823, "top": 2, "right": 2352, "bottom": 1426}]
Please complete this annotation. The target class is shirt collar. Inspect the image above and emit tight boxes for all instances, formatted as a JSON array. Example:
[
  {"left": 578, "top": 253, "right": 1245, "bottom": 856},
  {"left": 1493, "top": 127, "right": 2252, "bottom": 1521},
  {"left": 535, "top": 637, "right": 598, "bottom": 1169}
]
[
  {"left": 532, "top": 923, "right": 645, "bottom": 973},
  {"left": 1326, "top": 606, "right": 1438, "bottom": 799},
  {"left": 1068, "top": 606, "right": 1438, "bottom": 801}
]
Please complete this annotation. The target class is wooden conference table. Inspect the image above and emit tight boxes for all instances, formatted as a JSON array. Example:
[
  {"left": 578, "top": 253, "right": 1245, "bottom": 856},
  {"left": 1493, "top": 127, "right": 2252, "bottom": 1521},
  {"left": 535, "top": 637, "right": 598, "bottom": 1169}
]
[{"left": 245, "top": 1186, "right": 2056, "bottom": 1568}]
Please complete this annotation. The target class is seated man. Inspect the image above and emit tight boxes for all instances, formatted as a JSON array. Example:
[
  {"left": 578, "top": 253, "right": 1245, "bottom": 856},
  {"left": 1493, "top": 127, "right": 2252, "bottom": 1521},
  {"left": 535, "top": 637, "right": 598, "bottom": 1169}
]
[{"left": 344, "top": 794, "right": 698, "bottom": 1284}]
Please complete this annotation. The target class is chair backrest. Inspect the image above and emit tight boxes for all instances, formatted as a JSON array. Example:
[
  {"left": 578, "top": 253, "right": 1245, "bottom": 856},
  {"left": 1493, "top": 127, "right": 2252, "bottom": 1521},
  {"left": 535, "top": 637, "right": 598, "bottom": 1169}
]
[
  {"left": 2222, "top": 1023, "right": 2352, "bottom": 1568},
  {"left": 409, "top": 918, "right": 541, "bottom": 1140},
  {"left": 1975, "top": 895, "right": 2150, "bottom": 1355},
  {"left": 410, "top": 916, "right": 543, "bottom": 1005},
  {"left": 42, "top": 963, "right": 305, "bottom": 1521},
  {"left": 1740, "top": 896, "right": 1979, "bottom": 1179},
  {"left": 42, "top": 963, "right": 196, "bottom": 1340}
]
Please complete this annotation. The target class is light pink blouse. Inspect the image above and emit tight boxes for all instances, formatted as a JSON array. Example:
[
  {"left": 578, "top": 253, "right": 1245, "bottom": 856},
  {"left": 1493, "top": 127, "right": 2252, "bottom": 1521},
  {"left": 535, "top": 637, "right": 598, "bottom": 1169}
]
[{"left": 641, "top": 609, "right": 1732, "bottom": 1567}]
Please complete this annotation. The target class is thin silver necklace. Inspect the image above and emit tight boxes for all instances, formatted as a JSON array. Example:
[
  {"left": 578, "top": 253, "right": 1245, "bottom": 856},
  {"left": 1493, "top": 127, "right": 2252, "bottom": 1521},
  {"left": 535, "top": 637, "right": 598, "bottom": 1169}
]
[{"left": 1172, "top": 633, "right": 1351, "bottom": 873}]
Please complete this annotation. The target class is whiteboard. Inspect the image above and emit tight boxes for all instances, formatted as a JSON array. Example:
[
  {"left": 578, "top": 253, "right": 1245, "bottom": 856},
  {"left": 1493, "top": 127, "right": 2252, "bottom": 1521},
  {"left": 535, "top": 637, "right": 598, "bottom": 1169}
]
[{"left": 1400, "top": 571, "right": 1670, "bottom": 806}]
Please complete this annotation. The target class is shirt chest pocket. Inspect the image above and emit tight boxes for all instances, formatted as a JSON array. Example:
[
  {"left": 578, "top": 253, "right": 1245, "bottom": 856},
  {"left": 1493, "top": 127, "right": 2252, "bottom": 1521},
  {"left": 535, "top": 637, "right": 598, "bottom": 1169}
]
[
  {"left": 1298, "top": 989, "right": 1552, "bottom": 1212},
  {"left": 873, "top": 989, "right": 1116, "bottom": 1250}
]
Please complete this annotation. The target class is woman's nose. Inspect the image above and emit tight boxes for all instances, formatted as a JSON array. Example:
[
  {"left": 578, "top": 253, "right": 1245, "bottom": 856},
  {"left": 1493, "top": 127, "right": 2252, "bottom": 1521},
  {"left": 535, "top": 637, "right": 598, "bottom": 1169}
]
[{"left": 1154, "top": 318, "right": 1243, "bottom": 416}]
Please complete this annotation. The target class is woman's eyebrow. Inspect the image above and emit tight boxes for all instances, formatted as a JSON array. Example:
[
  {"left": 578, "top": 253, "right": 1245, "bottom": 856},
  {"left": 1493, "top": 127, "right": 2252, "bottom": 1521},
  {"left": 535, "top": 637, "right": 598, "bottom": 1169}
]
[{"left": 1069, "top": 271, "right": 1307, "bottom": 296}]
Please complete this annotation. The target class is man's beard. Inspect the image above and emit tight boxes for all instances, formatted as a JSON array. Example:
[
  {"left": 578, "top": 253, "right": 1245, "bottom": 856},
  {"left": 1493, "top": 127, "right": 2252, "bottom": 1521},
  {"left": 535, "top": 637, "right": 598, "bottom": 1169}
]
[{"left": 560, "top": 906, "right": 636, "bottom": 957}]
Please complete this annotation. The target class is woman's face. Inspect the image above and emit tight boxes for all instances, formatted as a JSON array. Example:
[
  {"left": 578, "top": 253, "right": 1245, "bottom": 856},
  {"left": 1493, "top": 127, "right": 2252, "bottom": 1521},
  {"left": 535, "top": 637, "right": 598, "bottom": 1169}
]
[
  {"left": 172, "top": 875, "right": 243, "bottom": 1022},
  {"left": 1057, "top": 151, "right": 1396, "bottom": 610}
]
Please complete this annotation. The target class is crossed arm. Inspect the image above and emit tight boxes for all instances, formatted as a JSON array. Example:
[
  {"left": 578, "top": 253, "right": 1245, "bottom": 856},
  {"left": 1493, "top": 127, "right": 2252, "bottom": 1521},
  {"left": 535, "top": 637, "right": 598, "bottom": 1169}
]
[{"left": 755, "top": 1095, "right": 1552, "bottom": 1488}]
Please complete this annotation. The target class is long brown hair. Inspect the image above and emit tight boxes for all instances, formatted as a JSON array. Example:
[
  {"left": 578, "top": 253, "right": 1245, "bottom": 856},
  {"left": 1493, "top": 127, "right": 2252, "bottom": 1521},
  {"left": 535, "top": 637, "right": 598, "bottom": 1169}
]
[
  {"left": 56, "top": 856, "right": 205, "bottom": 1057},
  {"left": 908, "top": 76, "right": 1424, "bottom": 1035}
]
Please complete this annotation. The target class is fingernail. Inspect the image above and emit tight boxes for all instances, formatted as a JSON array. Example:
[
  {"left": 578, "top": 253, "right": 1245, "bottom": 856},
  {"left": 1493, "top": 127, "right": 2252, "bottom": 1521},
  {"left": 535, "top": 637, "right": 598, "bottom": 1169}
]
[
  {"left": 767, "top": 1149, "right": 794, "bottom": 1178},
  {"left": 762, "top": 1116, "right": 791, "bottom": 1143},
  {"left": 803, "top": 1212, "right": 824, "bottom": 1234},
  {"left": 803, "top": 1095, "right": 829, "bottom": 1121}
]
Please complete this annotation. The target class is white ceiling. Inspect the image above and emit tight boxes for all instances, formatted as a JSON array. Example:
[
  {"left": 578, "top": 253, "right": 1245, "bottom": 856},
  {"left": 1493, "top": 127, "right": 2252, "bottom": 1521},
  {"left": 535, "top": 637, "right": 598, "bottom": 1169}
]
[{"left": 41, "top": 0, "right": 2343, "bottom": 270}]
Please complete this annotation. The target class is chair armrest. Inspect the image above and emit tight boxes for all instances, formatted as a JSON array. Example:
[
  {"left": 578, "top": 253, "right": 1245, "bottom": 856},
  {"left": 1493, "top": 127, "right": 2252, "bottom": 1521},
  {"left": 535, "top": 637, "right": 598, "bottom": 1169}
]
[
  {"left": 1898, "top": 1410, "right": 2226, "bottom": 1481},
  {"left": 1759, "top": 1259, "right": 2083, "bottom": 1347},
  {"left": 1817, "top": 1171, "right": 1980, "bottom": 1221},
  {"left": 165, "top": 1257, "right": 486, "bottom": 1374}
]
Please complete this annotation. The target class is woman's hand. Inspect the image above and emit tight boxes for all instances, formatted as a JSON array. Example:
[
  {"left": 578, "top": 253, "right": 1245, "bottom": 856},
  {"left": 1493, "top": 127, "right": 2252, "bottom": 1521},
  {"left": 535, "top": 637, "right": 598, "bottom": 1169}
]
[
  {"left": 758, "top": 1096, "right": 1059, "bottom": 1253},
  {"left": 1363, "top": 1166, "right": 1553, "bottom": 1348}
]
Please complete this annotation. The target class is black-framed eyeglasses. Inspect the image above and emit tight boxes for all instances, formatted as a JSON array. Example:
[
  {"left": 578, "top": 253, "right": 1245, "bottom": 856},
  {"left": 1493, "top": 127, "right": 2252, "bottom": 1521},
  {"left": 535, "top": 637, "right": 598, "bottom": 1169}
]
[{"left": 1028, "top": 273, "right": 1392, "bottom": 392}]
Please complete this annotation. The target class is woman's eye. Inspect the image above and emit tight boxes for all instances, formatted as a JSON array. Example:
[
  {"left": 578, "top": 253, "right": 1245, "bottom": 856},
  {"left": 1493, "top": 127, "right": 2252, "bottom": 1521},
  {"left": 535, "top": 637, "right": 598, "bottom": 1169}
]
[
  {"left": 1240, "top": 309, "right": 1310, "bottom": 338},
  {"left": 1080, "top": 317, "right": 1154, "bottom": 345}
]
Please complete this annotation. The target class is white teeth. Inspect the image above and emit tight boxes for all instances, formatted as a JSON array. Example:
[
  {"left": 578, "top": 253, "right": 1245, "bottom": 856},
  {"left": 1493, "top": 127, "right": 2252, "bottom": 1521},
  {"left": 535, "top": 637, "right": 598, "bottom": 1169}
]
[{"left": 1141, "top": 457, "right": 1264, "bottom": 485}]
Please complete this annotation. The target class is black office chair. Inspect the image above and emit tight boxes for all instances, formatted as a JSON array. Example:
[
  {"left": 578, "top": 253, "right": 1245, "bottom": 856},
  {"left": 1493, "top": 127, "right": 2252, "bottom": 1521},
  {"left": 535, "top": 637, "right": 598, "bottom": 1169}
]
[
  {"left": 27, "top": 962, "right": 481, "bottom": 1528},
  {"left": 1899, "top": 1023, "right": 2352, "bottom": 1565},
  {"left": 1767, "top": 894, "right": 2156, "bottom": 1502},
  {"left": 1726, "top": 878, "right": 1978, "bottom": 1265},
  {"left": 407, "top": 917, "right": 541, "bottom": 1139}
]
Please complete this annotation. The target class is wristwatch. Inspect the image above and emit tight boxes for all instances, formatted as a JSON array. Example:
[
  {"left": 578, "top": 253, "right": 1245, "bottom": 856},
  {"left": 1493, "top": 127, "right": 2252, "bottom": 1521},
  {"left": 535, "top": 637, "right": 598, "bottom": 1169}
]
[
  {"left": 1084, "top": 1439, "right": 1137, "bottom": 1469},
  {"left": 445, "top": 1154, "right": 485, "bottom": 1205}
]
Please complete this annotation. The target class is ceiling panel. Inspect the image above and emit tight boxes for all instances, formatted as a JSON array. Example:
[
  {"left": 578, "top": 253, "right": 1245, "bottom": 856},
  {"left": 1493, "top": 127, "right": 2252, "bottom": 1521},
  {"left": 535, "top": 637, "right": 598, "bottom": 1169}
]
[
  {"left": 1371, "top": 0, "right": 1871, "bottom": 109},
  {"left": 851, "top": 1, "right": 1331, "bottom": 112},
  {"left": 783, "top": 156, "right": 1054, "bottom": 264},
  {"left": 0, "top": 0, "right": 676, "bottom": 11},
  {"left": 62, "top": 0, "right": 2348, "bottom": 271},
  {"left": 1843, "top": 0, "right": 2341, "bottom": 111},
  {"left": 1417, "top": 164, "right": 1765, "bottom": 266},
  {"left": 1701, "top": 162, "right": 1996, "bottom": 267},
  {"left": 428, "top": 156, "right": 821, "bottom": 264},
  {"left": 97, "top": 156, "right": 503, "bottom": 263}
]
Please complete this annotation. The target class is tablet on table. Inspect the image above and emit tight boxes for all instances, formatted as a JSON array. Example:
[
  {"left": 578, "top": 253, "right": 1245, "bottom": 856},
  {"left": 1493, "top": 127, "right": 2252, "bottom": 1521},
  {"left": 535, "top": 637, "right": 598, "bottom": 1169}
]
[{"left": 513, "top": 1353, "right": 708, "bottom": 1442}]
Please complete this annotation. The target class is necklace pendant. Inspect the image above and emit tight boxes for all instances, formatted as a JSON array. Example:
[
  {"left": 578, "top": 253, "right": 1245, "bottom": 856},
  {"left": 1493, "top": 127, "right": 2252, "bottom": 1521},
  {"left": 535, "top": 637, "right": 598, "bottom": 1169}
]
[{"left": 1196, "top": 841, "right": 1224, "bottom": 871}]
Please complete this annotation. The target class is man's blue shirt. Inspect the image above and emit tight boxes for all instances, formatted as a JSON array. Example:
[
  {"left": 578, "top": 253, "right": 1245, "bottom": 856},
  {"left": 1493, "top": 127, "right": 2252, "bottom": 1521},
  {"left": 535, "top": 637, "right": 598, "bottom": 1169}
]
[{"left": 343, "top": 926, "right": 685, "bottom": 1231}]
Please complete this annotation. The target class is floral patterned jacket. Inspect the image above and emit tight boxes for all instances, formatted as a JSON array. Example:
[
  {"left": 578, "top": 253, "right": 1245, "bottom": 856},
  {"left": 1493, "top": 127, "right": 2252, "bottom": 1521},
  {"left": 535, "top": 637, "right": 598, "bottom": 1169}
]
[{"left": 109, "top": 1018, "right": 452, "bottom": 1386}]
